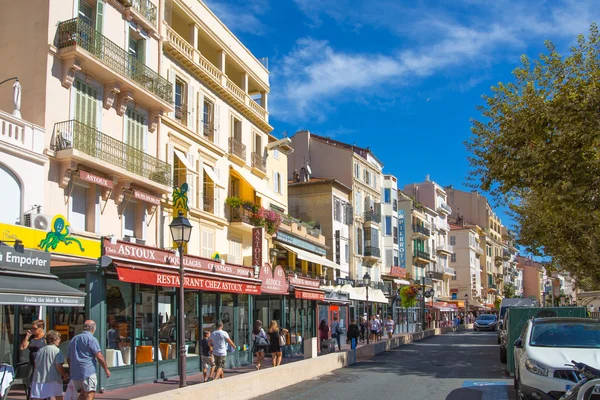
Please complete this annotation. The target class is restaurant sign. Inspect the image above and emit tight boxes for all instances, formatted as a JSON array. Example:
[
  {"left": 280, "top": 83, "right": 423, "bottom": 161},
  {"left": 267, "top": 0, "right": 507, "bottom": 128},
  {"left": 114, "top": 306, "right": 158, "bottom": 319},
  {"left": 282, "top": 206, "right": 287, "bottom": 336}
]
[
  {"left": 0, "top": 246, "right": 51, "bottom": 274},
  {"left": 258, "top": 264, "right": 289, "bottom": 294},
  {"left": 289, "top": 275, "right": 320, "bottom": 289},
  {"left": 252, "top": 228, "right": 262, "bottom": 267},
  {"left": 390, "top": 266, "right": 407, "bottom": 278},
  {"left": 116, "top": 267, "right": 260, "bottom": 295},
  {"left": 0, "top": 293, "right": 85, "bottom": 307},
  {"left": 103, "top": 238, "right": 254, "bottom": 279},
  {"left": 295, "top": 290, "right": 325, "bottom": 301}
]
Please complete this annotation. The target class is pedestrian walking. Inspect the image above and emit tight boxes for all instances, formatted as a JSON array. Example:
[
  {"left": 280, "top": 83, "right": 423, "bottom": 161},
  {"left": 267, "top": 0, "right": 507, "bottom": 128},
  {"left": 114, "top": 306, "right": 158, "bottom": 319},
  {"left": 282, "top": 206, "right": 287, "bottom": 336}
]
[
  {"left": 200, "top": 330, "right": 214, "bottom": 382},
  {"left": 252, "top": 320, "right": 268, "bottom": 370},
  {"left": 68, "top": 320, "right": 111, "bottom": 400},
  {"left": 369, "top": 315, "right": 378, "bottom": 342},
  {"left": 377, "top": 315, "right": 384, "bottom": 341},
  {"left": 331, "top": 316, "right": 343, "bottom": 351},
  {"left": 318, "top": 319, "right": 330, "bottom": 353},
  {"left": 267, "top": 320, "right": 288, "bottom": 367},
  {"left": 359, "top": 317, "right": 367, "bottom": 343},
  {"left": 347, "top": 319, "right": 360, "bottom": 349},
  {"left": 208, "top": 320, "right": 236, "bottom": 380},
  {"left": 385, "top": 315, "right": 394, "bottom": 339},
  {"left": 21, "top": 319, "right": 46, "bottom": 366},
  {"left": 31, "top": 330, "right": 68, "bottom": 400}
]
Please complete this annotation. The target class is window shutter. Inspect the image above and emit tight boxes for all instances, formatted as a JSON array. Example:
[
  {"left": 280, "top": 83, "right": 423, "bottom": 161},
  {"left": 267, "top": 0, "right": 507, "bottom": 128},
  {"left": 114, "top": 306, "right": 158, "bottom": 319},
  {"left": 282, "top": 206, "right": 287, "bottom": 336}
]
[
  {"left": 137, "top": 38, "right": 146, "bottom": 65},
  {"left": 95, "top": 0, "right": 104, "bottom": 33},
  {"left": 214, "top": 167, "right": 221, "bottom": 216},
  {"left": 187, "top": 84, "right": 195, "bottom": 132},
  {"left": 214, "top": 103, "right": 220, "bottom": 147},
  {"left": 273, "top": 171, "right": 278, "bottom": 193},
  {"left": 167, "top": 143, "right": 174, "bottom": 166},
  {"left": 197, "top": 91, "right": 205, "bottom": 133},
  {"left": 167, "top": 70, "right": 176, "bottom": 118},
  {"left": 187, "top": 152, "right": 196, "bottom": 208}
]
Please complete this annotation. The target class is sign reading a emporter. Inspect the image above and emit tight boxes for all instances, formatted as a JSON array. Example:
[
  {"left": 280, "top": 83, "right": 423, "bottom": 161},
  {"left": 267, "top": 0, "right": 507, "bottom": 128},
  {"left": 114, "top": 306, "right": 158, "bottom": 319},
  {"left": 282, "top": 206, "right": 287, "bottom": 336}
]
[{"left": 0, "top": 246, "right": 51, "bottom": 274}]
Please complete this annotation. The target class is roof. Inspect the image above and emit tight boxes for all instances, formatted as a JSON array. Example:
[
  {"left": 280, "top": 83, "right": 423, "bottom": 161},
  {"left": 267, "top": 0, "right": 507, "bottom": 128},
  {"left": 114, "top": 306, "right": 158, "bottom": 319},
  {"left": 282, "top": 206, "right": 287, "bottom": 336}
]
[{"left": 288, "top": 177, "right": 352, "bottom": 192}]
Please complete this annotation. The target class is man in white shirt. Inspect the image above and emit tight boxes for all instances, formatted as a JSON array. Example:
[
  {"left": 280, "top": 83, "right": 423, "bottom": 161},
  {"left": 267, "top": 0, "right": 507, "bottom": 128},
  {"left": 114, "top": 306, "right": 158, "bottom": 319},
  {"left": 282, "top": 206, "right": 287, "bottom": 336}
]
[{"left": 208, "top": 320, "right": 236, "bottom": 380}]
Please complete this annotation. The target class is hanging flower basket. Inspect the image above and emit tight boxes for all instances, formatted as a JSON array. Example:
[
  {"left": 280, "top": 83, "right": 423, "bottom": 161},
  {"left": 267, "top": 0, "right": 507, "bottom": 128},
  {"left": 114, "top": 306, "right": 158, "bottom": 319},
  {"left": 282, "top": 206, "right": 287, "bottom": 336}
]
[{"left": 400, "top": 284, "right": 420, "bottom": 308}]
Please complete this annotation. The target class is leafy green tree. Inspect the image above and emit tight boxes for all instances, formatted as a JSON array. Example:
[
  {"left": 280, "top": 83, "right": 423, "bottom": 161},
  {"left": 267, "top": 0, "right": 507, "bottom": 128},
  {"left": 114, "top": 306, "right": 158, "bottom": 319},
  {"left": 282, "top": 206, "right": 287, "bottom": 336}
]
[
  {"left": 466, "top": 24, "right": 600, "bottom": 288},
  {"left": 503, "top": 283, "right": 516, "bottom": 299}
]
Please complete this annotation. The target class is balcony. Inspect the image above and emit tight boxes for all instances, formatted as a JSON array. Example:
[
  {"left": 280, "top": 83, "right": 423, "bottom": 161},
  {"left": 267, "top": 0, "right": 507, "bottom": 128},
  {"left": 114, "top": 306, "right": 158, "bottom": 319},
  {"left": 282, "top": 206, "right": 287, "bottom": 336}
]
[
  {"left": 436, "top": 219, "right": 450, "bottom": 232},
  {"left": 364, "top": 246, "right": 381, "bottom": 259},
  {"left": 428, "top": 271, "right": 444, "bottom": 280},
  {"left": 443, "top": 266, "right": 456, "bottom": 276},
  {"left": 413, "top": 250, "right": 431, "bottom": 262},
  {"left": 363, "top": 211, "right": 381, "bottom": 224},
  {"left": 163, "top": 26, "right": 272, "bottom": 133},
  {"left": 412, "top": 224, "right": 430, "bottom": 238},
  {"left": 228, "top": 206, "right": 258, "bottom": 232},
  {"left": 56, "top": 18, "right": 172, "bottom": 111},
  {"left": 251, "top": 152, "right": 267, "bottom": 175},
  {"left": 228, "top": 137, "right": 246, "bottom": 165},
  {"left": 52, "top": 120, "right": 171, "bottom": 191},
  {"left": 0, "top": 111, "right": 45, "bottom": 156},
  {"left": 119, "top": 0, "right": 157, "bottom": 26},
  {"left": 502, "top": 249, "right": 512, "bottom": 260},
  {"left": 437, "top": 202, "right": 452, "bottom": 215},
  {"left": 437, "top": 243, "right": 454, "bottom": 255}
]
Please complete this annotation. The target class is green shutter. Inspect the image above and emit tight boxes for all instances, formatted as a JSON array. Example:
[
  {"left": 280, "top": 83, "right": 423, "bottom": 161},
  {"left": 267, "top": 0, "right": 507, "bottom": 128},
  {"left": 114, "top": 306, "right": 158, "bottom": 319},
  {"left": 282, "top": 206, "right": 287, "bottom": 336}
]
[
  {"left": 95, "top": 0, "right": 104, "bottom": 33},
  {"left": 74, "top": 79, "right": 98, "bottom": 128}
]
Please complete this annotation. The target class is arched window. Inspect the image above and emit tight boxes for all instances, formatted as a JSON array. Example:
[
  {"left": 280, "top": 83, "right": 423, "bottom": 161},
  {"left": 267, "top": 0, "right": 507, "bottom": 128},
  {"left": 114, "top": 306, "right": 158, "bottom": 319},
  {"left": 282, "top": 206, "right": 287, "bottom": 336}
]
[{"left": 0, "top": 165, "right": 22, "bottom": 224}]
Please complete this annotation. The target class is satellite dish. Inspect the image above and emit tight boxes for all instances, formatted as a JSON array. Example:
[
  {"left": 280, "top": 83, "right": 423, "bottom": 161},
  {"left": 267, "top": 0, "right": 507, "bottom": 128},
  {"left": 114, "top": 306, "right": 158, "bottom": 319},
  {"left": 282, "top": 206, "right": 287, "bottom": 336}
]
[{"left": 306, "top": 165, "right": 312, "bottom": 175}]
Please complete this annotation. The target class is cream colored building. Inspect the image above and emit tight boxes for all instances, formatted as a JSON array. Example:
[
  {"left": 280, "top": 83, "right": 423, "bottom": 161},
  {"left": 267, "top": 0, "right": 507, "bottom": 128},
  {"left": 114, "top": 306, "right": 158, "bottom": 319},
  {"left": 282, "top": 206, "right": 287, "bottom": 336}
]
[
  {"left": 449, "top": 224, "right": 483, "bottom": 306},
  {"left": 0, "top": 0, "right": 288, "bottom": 266}
]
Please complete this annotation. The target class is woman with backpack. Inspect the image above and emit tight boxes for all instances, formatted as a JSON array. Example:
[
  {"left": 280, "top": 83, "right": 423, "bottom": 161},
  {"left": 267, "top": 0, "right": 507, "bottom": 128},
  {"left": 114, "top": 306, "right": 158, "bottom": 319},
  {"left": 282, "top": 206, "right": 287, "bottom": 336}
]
[{"left": 252, "top": 320, "right": 268, "bottom": 370}]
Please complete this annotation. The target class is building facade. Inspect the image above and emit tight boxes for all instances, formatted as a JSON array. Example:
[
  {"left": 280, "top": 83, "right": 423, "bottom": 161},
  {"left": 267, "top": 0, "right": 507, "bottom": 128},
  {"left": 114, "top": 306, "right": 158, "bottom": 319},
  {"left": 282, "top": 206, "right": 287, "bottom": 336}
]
[
  {"left": 381, "top": 175, "right": 400, "bottom": 284},
  {"left": 449, "top": 224, "right": 483, "bottom": 308}
]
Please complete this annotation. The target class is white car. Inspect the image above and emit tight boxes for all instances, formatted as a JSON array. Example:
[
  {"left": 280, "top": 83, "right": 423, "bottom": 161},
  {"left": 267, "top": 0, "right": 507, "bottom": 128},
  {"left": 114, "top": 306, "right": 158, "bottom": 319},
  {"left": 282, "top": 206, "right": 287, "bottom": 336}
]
[{"left": 514, "top": 317, "right": 600, "bottom": 400}]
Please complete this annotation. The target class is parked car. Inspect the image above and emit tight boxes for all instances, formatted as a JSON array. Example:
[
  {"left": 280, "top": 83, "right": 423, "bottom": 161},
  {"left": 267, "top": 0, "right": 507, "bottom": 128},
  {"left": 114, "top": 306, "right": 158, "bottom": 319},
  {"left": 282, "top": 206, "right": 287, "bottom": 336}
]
[
  {"left": 514, "top": 317, "right": 600, "bottom": 400},
  {"left": 498, "top": 298, "right": 537, "bottom": 345},
  {"left": 474, "top": 314, "right": 498, "bottom": 331}
]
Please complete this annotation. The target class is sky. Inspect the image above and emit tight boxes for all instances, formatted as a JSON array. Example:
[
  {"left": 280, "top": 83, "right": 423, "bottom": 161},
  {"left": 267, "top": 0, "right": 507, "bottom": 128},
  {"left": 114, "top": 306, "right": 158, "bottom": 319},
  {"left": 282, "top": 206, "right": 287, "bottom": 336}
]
[{"left": 205, "top": 0, "right": 600, "bottom": 229}]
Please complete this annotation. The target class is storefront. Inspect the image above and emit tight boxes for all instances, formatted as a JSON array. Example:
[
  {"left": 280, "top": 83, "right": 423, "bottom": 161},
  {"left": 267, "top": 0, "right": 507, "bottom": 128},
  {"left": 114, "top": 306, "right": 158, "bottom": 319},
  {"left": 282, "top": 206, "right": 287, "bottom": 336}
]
[
  {"left": 254, "top": 263, "right": 289, "bottom": 352},
  {"left": 319, "top": 287, "right": 351, "bottom": 345},
  {"left": 0, "top": 244, "right": 86, "bottom": 366}
]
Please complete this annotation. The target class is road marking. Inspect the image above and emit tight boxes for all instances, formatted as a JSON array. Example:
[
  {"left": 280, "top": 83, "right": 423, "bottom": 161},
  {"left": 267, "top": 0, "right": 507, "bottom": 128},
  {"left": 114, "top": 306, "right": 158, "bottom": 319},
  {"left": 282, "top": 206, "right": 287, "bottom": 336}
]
[{"left": 462, "top": 381, "right": 510, "bottom": 400}]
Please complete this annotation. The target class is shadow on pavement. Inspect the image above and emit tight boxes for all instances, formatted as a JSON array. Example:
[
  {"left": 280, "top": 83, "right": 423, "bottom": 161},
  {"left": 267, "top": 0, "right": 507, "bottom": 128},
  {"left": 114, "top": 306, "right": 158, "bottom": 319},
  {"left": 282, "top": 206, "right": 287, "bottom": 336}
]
[{"left": 446, "top": 388, "right": 484, "bottom": 400}]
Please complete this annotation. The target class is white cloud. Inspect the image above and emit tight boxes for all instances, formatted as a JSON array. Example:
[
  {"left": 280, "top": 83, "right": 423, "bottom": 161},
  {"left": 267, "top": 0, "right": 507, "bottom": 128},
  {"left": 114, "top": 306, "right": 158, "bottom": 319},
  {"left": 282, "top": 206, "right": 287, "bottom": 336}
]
[
  {"left": 203, "top": 0, "right": 269, "bottom": 35},
  {"left": 272, "top": 0, "right": 600, "bottom": 121}
]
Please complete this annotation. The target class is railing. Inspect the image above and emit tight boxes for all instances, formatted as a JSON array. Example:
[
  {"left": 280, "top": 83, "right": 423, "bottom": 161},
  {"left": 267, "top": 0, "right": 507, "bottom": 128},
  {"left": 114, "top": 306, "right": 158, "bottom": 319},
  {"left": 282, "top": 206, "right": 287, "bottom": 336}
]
[
  {"left": 364, "top": 211, "right": 381, "bottom": 223},
  {"left": 52, "top": 120, "right": 171, "bottom": 185},
  {"left": 202, "top": 196, "right": 215, "bottom": 214},
  {"left": 441, "top": 203, "right": 452, "bottom": 213},
  {"left": 228, "top": 137, "right": 246, "bottom": 160},
  {"left": 437, "top": 243, "right": 454, "bottom": 253},
  {"left": 414, "top": 250, "right": 431, "bottom": 261},
  {"left": 364, "top": 281, "right": 392, "bottom": 294},
  {"left": 364, "top": 246, "right": 381, "bottom": 258},
  {"left": 249, "top": 99, "right": 267, "bottom": 118},
  {"left": 306, "top": 227, "right": 320, "bottom": 238},
  {"left": 129, "top": 0, "right": 157, "bottom": 26},
  {"left": 488, "top": 282, "right": 498, "bottom": 290},
  {"left": 175, "top": 104, "right": 185, "bottom": 121},
  {"left": 251, "top": 152, "right": 266, "bottom": 173},
  {"left": 0, "top": 111, "right": 44, "bottom": 154},
  {"left": 203, "top": 123, "right": 215, "bottom": 142},
  {"left": 412, "top": 225, "right": 431, "bottom": 236},
  {"left": 444, "top": 266, "right": 456, "bottom": 275},
  {"left": 225, "top": 77, "right": 246, "bottom": 103},
  {"left": 437, "top": 219, "right": 450, "bottom": 231},
  {"left": 228, "top": 206, "right": 257, "bottom": 225},
  {"left": 57, "top": 18, "right": 172, "bottom": 103}
]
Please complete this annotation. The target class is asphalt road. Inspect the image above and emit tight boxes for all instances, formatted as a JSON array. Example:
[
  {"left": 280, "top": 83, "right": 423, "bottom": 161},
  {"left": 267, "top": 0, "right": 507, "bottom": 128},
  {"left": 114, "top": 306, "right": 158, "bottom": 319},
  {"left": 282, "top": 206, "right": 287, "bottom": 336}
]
[{"left": 254, "top": 330, "right": 515, "bottom": 400}]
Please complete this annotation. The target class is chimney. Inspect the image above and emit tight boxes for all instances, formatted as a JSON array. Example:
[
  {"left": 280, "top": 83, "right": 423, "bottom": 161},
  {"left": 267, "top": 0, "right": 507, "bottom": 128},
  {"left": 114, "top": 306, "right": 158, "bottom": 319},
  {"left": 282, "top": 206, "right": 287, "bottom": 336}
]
[{"left": 425, "top": 174, "right": 430, "bottom": 181}]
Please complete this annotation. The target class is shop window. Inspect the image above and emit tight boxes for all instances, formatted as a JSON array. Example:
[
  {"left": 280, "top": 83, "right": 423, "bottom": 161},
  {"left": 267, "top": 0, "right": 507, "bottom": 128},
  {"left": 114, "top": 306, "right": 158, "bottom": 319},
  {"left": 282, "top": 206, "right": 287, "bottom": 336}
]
[
  {"left": 184, "top": 291, "right": 198, "bottom": 357},
  {"left": 0, "top": 165, "right": 21, "bottom": 225},
  {"left": 106, "top": 279, "right": 133, "bottom": 367},
  {"left": 201, "top": 229, "right": 215, "bottom": 258},
  {"left": 237, "top": 295, "right": 249, "bottom": 356},
  {"left": 157, "top": 287, "right": 177, "bottom": 361},
  {"left": 202, "top": 293, "right": 217, "bottom": 332},
  {"left": 135, "top": 284, "right": 156, "bottom": 364},
  {"left": 220, "top": 294, "right": 234, "bottom": 337},
  {"left": 0, "top": 305, "right": 16, "bottom": 364}
]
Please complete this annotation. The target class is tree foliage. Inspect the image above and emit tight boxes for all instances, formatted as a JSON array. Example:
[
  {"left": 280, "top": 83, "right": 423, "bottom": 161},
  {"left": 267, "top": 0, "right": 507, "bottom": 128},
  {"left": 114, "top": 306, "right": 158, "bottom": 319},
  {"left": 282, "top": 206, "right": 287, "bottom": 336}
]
[
  {"left": 503, "top": 283, "right": 516, "bottom": 299},
  {"left": 466, "top": 24, "right": 600, "bottom": 289}
]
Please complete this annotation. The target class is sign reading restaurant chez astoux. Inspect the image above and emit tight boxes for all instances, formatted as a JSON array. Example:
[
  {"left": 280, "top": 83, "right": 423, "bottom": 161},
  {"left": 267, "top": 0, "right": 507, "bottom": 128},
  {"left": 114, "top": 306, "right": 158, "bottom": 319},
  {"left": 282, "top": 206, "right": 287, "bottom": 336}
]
[{"left": 103, "top": 237, "right": 254, "bottom": 278}]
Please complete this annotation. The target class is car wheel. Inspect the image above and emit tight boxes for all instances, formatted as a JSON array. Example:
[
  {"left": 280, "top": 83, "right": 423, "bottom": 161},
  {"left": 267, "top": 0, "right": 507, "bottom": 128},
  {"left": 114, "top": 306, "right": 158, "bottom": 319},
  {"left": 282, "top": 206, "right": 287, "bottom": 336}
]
[
  {"left": 500, "top": 346, "right": 507, "bottom": 364},
  {"left": 473, "top": 327, "right": 477, "bottom": 331},
  {"left": 497, "top": 336, "right": 501, "bottom": 344}
]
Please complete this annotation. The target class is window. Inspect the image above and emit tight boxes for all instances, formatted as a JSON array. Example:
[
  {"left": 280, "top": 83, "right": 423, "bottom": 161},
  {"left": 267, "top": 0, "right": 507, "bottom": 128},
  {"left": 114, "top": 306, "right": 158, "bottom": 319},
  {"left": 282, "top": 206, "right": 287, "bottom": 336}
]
[
  {"left": 393, "top": 249, "right": 399, "bottom": 267},
  {"left": 364, "top": 227, "right": 379, "bottom": 248},
  {"left": 128, "top": 28, "right": 146, "bottom": 66},
  {"left": 74, "top": 78, "right": 99, "bottom": 128},
  {"left": 393, "top": 226, "right": 398, "bottom": 243},
  {"left": 201, "top": 229, "right": 215, "bottom": 258},
  {"left": 202, "top": 98, "right": 214, "bottom": 139},
  {"left": 384, "top": 188, "right": 391, "bottom": 203},
  {"left": 273, "top": 172, "right": 281, "bottom": 194},
  {"left": 451, "top": 253, "right": 456, "bottom": 263},
  {"left": 385, "top": 249, "right": 393, "bottom": 267},
  {"left": 356, "top": 227, "right": 363, "bottom": 255},
  {"left": 385, "top": 216, "right": 392, "bottom": 235},
  {"left": 232, "top": 117, "right": 242, "bottom": 141},
  {"left": 354, "top": 163, "right": 360, "bottom": 179},
  {"left": 450, "top": 235, "right": 456, "bottom": 245},
  {"left": 273, "top": 149, "right": 279, "bottom": 159},
  {"left": 0, "top": 165, "right": 21, "bottom": 225},
  {"left": 355, "top": 191, "right": 362, "bottom": 214},
  {"left": 175, "top": 79, "right": 185, "bottom": 121},
  {"left": 69, "top": 182, "right": 100, "bottom": 233},
  {"left": 78, "top": 0, "right": 102, "bottom": 32},
  {"left": 345, "top": 243, "right": 349, "bottom": 263},
  {"left": 122, "top": 202, "right": 145, "bottom": 240},
  {"left": 333, "top": 198, "right": 342, "bottom": 222},
  {"left": 229, "top": 236, "right": 242, "bottom": 265}
]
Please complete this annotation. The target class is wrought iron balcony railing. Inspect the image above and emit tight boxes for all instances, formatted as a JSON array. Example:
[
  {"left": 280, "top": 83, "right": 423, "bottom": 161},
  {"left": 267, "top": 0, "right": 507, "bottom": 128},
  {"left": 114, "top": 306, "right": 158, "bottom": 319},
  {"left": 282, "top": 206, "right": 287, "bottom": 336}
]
[
  {"left": 229, "top": 137, "right": 246, "bottom": 160},
  {"left": 414, "top": 249, "right": 431, "bottom": 261},
  {"left": 251, "top": 152, "right": 266, "bottom": 173},
  {"left": 129, "top": 0, "right": 157, "bottom": 25},
  {"left": 203, "top": 123, "right": 216, "bottom": 142},
  {"left": 363, "top": 211, "right": 381, "bottom": 223},
  {"left": 52, "top": 120, "right": 171, "bottom": 185},
  {"left": 228, "top": 206, "right": 258, "bottom": 225},
  {"left": 412, "top": 224, "right": 431, "bottom": 236},
  {"left": 364, "top": 246, "right": 381, "bottom": 258},
  {"left": 56, "top": 18, "right": 172, "bottom": 103}
]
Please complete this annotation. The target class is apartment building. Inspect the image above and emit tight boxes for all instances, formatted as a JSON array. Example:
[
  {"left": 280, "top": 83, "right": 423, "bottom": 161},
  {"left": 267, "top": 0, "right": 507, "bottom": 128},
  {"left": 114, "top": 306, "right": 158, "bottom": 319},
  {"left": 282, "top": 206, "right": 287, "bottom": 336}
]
[
  {"left": 449, "top": 224, "right": 483, "bottom": 306},
  {"left": 381, "top": 175, "right": 400, "bottom": 282},
  {"left": 446, "top": 187, "right": 505, "bottom": 304},
  {"left": 517, "top": 255, "right": 544, "bottom": 303},
  {"left": 501, "top": 227, "right": 522, "bottom": 296},
  {"left": 397, "top": 190, "right": 429, "bottom": 283},
  {"left": 403, "top": 177, "right": 454, "bottom": 300},
  {"left": 288, "top": 130, "right": 384, "bottom": 283},
  {"left": 288, "top": 178, "right": 353, "bottom": 280}
]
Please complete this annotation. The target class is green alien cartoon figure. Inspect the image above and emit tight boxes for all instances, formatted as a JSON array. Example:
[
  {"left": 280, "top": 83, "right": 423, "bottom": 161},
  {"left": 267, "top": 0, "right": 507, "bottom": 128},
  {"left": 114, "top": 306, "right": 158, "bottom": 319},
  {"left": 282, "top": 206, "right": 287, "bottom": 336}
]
[{"left": 38, "top": 215, "right": 85, "bottom": 252}]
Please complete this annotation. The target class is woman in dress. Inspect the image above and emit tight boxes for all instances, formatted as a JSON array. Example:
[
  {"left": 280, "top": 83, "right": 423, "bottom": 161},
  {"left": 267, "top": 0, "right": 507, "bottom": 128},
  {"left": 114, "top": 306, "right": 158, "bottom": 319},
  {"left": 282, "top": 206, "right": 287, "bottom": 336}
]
[
  {"left": 252, "top": 320, "right": 268, "bottom": 370},
  {"left": 20, "top": 319, "right": 46, "bottom": 366},
  {"left": 31, "top": 330, "right": 68, "bottom": 400},
  {"left": 385, "top": 315, "right": 395, "bottom": 339},
  {"left": 318, "top": 319, "right": 330, "bottom": 353},
  {"left": 267, "top": 320, "right": 287, "bottom": 367}
]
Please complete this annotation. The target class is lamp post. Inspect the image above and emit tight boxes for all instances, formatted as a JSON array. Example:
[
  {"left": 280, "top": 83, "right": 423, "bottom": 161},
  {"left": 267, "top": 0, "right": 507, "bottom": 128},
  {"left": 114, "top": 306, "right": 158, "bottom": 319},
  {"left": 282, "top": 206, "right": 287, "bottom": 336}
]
[
  {"left": 363, "top": 272, "right": 371, "bottom": 344},
  {"left": 169, "top": 211, "right": 193, "bottom": 388},
  {"left": 269, "top": 247, "right": 279, "bottom": 267},
  {"left": 464, "top": 293, "right": 469, "bottom": 324},
  {"left": 544, "top": 281, "right": 551, "bottom": 308}
]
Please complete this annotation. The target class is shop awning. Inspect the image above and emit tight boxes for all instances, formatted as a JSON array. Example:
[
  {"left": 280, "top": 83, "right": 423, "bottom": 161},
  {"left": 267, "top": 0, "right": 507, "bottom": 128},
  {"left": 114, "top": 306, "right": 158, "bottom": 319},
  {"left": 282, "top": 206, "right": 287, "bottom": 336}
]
[
  {"left": 278, "top": 243, "right": 340, "bottom": 271},
  {"left": 394, "top": 279, "right": 411, "bottom": 285},
  {"left": 174, "top": 149, "right": 198, "bottom": 175},
  {"left": 345, "top": 286, "right": 389, "bottom": 304},
  {"left": 0, "top": 273, "right": 86, "bottom": 307},
  {"left": 229, "top": 165, "right": 286, "bottom": 209},
  {"left": 203, "top": 164, "right": 224, "bottom": 188}
]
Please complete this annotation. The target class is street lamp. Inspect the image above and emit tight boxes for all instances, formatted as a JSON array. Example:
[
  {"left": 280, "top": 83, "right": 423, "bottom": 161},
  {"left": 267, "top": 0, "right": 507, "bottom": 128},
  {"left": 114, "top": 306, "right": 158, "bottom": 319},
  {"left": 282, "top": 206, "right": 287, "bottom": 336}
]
[
  {"left": 169, "top": 211, "right": 193, "bottom": 388},
  {"left": 363, "top": 272, "right": 371, "bottom": 344},
  {"left": 269, "top": 247, "right": 279, "bottom": 267}
]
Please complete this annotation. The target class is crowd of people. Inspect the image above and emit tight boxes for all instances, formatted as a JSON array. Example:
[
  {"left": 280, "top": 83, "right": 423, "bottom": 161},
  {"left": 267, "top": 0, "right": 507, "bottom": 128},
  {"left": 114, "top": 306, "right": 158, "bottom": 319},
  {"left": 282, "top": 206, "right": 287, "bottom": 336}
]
[{"left": 317, "top": 314, "right": 395, "bottom": 353}]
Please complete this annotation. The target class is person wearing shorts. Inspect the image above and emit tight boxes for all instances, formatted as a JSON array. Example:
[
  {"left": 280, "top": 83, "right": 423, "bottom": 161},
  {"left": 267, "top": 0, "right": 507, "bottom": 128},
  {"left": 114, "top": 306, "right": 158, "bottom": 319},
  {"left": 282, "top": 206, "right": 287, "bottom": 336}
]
[
  {"left": 369, "top": 315, "right": 379, "bottom": 342},
  {"left": 200, "top": 331, "right": 214, "bottom": 382},
  {"left": 208, "top": 321, "right": 235, "bottom": 380}
]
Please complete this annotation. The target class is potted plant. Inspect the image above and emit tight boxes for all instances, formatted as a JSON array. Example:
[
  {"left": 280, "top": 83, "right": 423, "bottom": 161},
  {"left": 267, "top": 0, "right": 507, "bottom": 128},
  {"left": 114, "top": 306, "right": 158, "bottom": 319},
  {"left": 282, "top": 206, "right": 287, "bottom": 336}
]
[{"left": 225, "top": 196, "right": 242, "bottom": 209}]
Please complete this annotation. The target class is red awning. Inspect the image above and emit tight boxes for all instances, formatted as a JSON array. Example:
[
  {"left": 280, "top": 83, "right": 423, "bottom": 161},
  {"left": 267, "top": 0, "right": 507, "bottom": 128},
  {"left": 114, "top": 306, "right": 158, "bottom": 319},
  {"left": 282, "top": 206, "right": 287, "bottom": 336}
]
[
  {"left": 295, "top": 289, "right": 325, "bottom": 301},
  {"left": 115, "top": 265, "right": 261, "bottom": 295}
]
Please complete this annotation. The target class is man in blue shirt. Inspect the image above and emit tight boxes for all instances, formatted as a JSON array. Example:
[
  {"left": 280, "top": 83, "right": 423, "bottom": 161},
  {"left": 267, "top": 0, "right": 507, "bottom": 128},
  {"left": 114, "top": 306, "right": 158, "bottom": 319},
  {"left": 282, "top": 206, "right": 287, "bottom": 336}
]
[{"left": 68, "top": 320, "right": 110, "bottom": 399}]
